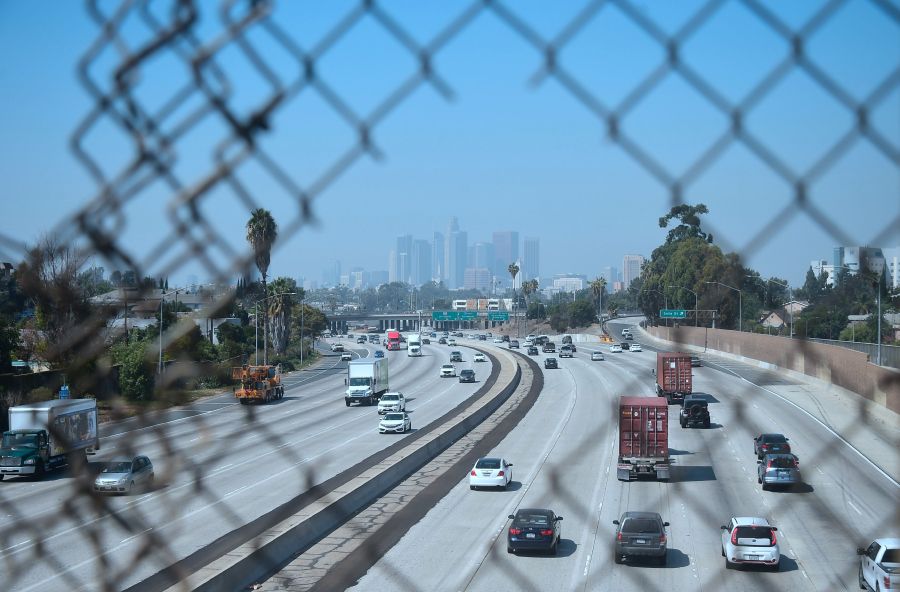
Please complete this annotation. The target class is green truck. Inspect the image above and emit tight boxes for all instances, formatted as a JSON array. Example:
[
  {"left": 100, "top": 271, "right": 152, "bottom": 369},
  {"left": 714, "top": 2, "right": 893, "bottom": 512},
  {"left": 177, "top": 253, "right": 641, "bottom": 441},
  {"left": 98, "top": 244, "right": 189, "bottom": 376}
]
[{"left": 0, "top": 399, "right": 99, "bottom": 480}]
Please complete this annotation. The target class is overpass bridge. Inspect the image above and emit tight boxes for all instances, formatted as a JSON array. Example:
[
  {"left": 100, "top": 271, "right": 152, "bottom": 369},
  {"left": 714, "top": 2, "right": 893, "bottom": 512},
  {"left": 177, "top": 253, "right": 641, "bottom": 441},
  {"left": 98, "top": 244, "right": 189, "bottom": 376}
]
[{"left": 326, "top": 311, "right": 524, "bottom": 334}]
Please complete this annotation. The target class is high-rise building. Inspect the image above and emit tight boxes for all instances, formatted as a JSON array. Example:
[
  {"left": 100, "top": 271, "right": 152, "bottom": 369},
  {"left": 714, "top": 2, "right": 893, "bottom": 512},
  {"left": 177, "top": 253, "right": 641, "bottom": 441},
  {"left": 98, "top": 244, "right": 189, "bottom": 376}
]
[
  {"left": 830, "top": 245, "right": 889, "bottom": 286},
  {"left": 464, "top": 267, "right": 492, "bottom": 291},
  {"left": 411, "top": 239, "right": 432, "bottom": 286},
  {"left": 622, "top": 255, "right": 644, "bottom": 289},
  {"left": 601, "top": 266, "right": 618, "bottom": 285},
  {"left": 883, "top": 247, "right": 900, "bottom": 289},
  {"left": 470, "top": 242, "right": 495, "bottom": 271},
  {"left": 394, "top": 234, "right": 413, "bottom": 284},
  {"left": 388, "top": 251, "right": 397, "bottom": 283},
  {"left": 432, "top": 232, "right": 444, "bottom": 283},
  {"left": 523, "top": 237, "right": 540, "bottom": 280},
  {"left": 492, "top": 231, "right": 519, "bottom": 278},
  {"left": 444, "top": 217, "right": 459, "bottom": 284},
  {"left": 448, "top": 230, "right": 468, "bottom": 289}
]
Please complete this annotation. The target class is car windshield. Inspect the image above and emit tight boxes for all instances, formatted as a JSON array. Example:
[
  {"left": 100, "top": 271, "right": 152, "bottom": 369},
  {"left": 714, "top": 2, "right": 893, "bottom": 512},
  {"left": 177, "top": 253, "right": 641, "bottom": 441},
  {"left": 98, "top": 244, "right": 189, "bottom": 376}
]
[
  {"left": 514, "top": 513, "right": 550, "bottom": 526},
  {"left": 2, "top": 433, "right": 39, "bottom": 448},
  {"left": 381, "top": 394, "right": 399, "bottom": 401},
  {"left": 102, "top": 462, "right": 132, "bottom": 473},
  {"left": 383, "top": 413, "right": 404, "bottom": 421},
  {"left": 443, "top": 365, "right": 453, "bottom": 369},
  {"left": 349, "top": 378, "right": 371, "bottom": 387},
  {"left": 475, "top": 458, "right": 501, "bottom": 469},
  {"left": 622, "top": 518, "right": 661, "bottom": 534}
]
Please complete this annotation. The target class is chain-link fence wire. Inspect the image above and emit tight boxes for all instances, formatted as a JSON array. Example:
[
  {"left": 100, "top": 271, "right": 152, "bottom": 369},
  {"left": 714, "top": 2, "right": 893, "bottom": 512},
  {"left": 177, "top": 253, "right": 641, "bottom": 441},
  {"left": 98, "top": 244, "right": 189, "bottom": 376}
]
[{"left": 0, "top": 0, "right": 897, "bottom": 590}]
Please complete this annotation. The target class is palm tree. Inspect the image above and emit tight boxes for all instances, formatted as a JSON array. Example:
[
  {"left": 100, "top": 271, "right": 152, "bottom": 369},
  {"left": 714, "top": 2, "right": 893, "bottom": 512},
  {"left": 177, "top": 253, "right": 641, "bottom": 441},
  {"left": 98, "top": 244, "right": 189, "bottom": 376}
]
[
  {"left": 246, "top": 209, "right": 278, "bottom": 363},
  {"left": 590, "top": 277, "right": 607, "bottom": 324},
  {"left": 508, "top": 263, "right": 520, "bottom": 336}
]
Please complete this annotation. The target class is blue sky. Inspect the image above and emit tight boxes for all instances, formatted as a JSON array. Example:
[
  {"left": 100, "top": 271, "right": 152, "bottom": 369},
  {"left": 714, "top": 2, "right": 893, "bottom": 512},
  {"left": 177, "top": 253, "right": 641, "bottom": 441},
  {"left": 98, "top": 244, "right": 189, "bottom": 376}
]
[{"left": 1, "top": 0, "right": 898, "bottom": 287}]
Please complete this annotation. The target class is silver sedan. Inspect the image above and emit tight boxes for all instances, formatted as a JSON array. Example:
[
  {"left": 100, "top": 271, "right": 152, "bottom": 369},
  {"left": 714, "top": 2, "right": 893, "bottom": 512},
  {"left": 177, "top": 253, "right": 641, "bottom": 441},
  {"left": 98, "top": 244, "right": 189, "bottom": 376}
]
[
  {"left": 93, "top": 456, "right": 154, "bottom": 494},
  {"left": 757, "top": 453, "right": 801, "bottom": 490}
]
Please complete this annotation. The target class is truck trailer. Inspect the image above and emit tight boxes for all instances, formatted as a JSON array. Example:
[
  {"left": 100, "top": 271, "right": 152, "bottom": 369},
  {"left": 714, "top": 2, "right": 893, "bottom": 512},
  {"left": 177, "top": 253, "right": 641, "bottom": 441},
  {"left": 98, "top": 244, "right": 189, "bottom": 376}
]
[
  {"left": 345, "top": 358, "right": 389, "bottom": 406},
  {"left": 617, "top": 396, "right": 669, "bottom": 481},
  {"left": 0, "top": 399, "right": 99, "bottom": 480},
  {"left": 655, "top": 352, "right": 692, "bottom": 404},
  {"left": 232, "top": 365, "right": 284, "bottom": 404}
]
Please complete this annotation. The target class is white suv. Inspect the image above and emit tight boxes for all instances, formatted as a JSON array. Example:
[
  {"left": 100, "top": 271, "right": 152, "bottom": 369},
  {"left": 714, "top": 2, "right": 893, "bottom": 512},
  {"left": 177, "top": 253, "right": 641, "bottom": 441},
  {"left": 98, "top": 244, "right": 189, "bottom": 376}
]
[
  {"left": 721, "top": 517, "right": 780, "bottom": 570},
  {"left": 440, "top": 364, "right": 456, "bottom": 378},
  {"left": 377, "top": 392, "right": 406, "bottom": 415}
]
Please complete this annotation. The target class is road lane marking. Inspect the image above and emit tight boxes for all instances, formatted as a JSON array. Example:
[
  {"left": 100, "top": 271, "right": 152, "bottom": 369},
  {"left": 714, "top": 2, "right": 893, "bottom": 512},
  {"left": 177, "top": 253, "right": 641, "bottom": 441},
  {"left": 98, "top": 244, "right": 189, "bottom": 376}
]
[{"left": 847, "top": 500, "right": 862, "bottom": 515}]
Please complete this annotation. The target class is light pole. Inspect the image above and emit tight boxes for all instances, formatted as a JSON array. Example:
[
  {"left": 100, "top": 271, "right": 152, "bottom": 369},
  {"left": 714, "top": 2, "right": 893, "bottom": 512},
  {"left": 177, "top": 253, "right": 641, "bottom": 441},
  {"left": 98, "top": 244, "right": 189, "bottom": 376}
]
[
  {"left": 299, "top": 294, "right": 306, "bottom": 368},
  {"left": 704, "top": 281, "right": 742, "bottom": 332},
  {"left": 254, "top": 291, "right": 297, "bottom": 365},
  {"left": 668, "top": 285, "right": 698, "bottom": 327}
]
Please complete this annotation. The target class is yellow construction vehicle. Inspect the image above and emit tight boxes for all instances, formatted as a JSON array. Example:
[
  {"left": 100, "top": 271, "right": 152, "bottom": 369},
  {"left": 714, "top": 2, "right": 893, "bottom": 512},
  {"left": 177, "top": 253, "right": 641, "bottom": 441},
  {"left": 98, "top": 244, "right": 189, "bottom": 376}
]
[{"left": 232, "top": 365, "right": 284, "bottom": 404}]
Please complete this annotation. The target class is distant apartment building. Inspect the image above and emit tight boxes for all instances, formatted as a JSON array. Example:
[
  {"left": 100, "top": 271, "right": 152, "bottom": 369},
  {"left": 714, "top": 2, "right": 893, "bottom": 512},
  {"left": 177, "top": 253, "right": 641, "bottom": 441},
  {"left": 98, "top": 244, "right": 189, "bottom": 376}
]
[
  {"left": 552, "top": 274, "right": 586, "bottom": 293},
  {"left": 393, "top": 234, "right": 413, "bottom": 284},
  {"left": 492, "top": 231, "right": 519, "bottom": 278},
  {"left": 831, "top": 246, "right": 886, "bottom": 285},
  {"left": 523, "top": 237, "right": 539, "bottom": 280},
  {"left": 463, "top": 267, "right": 492, "bottom": 291},
  {"left": 622, "top": 255, "right": 644, "bottom": 289},
  {"left": 613, "top": 281, "right": 625, "bottom": 293},
  {"left": 881, "top": 246, "right": 899, "bottom": 289}
]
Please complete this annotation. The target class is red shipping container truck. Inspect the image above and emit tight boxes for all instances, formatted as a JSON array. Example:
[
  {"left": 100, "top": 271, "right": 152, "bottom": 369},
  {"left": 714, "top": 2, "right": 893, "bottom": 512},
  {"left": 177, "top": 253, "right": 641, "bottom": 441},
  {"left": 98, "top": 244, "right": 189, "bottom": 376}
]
[
  {"left": 655, "top": 352, "right": 692, "bottom": 404},
  {"left": 617, "top": 396, "right": 670, "bottom": 481}
]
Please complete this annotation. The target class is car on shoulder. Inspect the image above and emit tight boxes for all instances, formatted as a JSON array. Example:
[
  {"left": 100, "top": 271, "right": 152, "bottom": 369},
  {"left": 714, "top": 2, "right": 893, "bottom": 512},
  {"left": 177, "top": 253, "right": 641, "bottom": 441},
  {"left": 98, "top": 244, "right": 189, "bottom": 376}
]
[
  {"left": 753, "top": 433, "right": 791, "bottom": 458},
  {"left": 613, "top": 512, "right": 669, "bottom": 565},
  {"left": 93, "top": 456, "right": 154, "bottom": 494},
  {"left": 509, "top": 340, "right": 519, "bottom": 349},
  {"left": 630, "top": 343, "right": 642, "bottom": 352},
  {"left": 559, "top": 345, "right": 574, "bottom": 358},
  {"left": 857, "top": 538, "right": 900, "bottom": 591},
  {"left": 527, "top": 346, "right": 539, "bottom": 355},
  {"left": 721, "top": 517, "right": 780, "bottom": 570},
  {"left": 469, "top": 457, "right": 512, "bottom": 490},
  {"left": 440, "top": 364, "right": 456, "bottom": 378},
  {"left": 757, "top": 453, "right": 801, "bottom": 490},
  {"left": 473, "top": 352, "right": 487, "bottom": 363},
  {"left": 680, "top": 395, "right": 710, "bottom": 428},
  {"left": 450, "top": 351, "right": 463, "bottom": 362},
  {"left": 340, "top": 352, "right": 353, "bottom": 361},
  {"left": 379, "top": 412, "right": 411, "bottom": 434},
  {"left": 591, "top": 351, "right": 605, "bottom": 361},
  {"left": 610, "top": 344, "right": 622, "bottom": 353},
  {"left": 691, "top": 355, "right": 701, "bottom": 367},
  {"left": 508, "top": 508, "right": 563, "bottom": 555},
  {"left": 459, "top": 369, "right": 476, "bottom": 383},
  {"left": 544, "top": 357, "right": 558, "bottom": 369},
  {"left": 374, "top": 350, "right": 384, "bottom": 358},
  {"left": 377, "top": 392, "right": 406, "bottom": 414}
]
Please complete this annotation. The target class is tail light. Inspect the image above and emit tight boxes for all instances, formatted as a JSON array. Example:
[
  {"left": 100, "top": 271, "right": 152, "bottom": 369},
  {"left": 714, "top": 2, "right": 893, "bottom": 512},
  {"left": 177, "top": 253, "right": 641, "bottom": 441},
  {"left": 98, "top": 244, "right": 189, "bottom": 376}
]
[
  {"left": 659, "top": 534, "right": 667, "bottom": 544},
  {"left": 471, "top": 470, "right": 477, "bottom": 476},
  {"left": 731, "top": 530, "right": 738, "bottom": 545},
  {"left": 884, "top": 575, "right": 891, "bottom": 589},
  {"left": 509, "top": 528, "right": 521, "bottom": 535},
  {"left": 770, "top": 529, "right": 777, "bottom": 546},
  {"left": 617, "top": 532, "right": 622, "bottom": 541},
  {"left": 767, "top": 461, "right": 773, "bottom": 469},
  {"left": 540, "top": 529, "right": 554, "bottom": 536},
  {"left": 497, "top": 470, "right": 505, "bottom": 477}
]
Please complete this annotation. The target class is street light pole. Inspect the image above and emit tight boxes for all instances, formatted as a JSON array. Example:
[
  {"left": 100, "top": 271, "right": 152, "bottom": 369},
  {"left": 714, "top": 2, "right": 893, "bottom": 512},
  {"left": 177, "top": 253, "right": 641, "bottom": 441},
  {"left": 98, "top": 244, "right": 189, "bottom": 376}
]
[{"left": 704, "top": 281, "right": 742, "bottom": 332}]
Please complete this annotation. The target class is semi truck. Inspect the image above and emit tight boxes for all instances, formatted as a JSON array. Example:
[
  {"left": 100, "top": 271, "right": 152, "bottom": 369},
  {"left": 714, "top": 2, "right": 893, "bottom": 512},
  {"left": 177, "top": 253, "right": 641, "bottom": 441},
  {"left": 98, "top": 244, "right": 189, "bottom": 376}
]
[
  {"left": 655, "top": 352, "right": 692, "bottom": 404},
  {"left": 407, "top": 333, "right": 422, "bottom": 357},
  {"left": 385, "top": 331, "right": 406, "bottom": 351},
  {"left": 345, "top": 358, "right": 389, "bottom": 406},
  {"left": 0, "top": 399, "right": 99, "bottom": 480},
  {"left": 232, "top": 365, "right": 284, "bottom": 404},
  {"left": 617, "top": 396, "right": 669, "bottom": 481}
]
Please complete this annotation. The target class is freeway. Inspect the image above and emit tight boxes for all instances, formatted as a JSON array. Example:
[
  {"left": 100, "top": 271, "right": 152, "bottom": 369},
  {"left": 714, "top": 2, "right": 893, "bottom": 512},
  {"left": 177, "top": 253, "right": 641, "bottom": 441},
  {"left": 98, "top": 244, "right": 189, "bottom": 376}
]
[
  {"left": 349, "top": 330, "right": 898, "bottom": 592},
  {"left": 0, "top": 336, "right": 494, "bottom": 591}
]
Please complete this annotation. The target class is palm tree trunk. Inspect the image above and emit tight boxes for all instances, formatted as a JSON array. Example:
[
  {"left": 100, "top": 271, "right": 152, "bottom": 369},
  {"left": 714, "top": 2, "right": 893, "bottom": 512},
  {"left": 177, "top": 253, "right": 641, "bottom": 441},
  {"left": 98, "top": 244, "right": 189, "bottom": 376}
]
[{"left": 262, "top": 274, "right": 268, "bottom": 365}]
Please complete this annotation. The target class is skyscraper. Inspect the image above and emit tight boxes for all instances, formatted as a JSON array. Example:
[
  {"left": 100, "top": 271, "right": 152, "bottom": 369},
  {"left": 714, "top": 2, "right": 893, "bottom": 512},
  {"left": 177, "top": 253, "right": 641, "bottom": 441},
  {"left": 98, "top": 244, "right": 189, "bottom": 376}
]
[
  {"left": 444, "top": 217, "right": 459, "bottom": 284},
  {"left": 470, "top": 242, "right": 495, "bottom": 271},
  {"left": 601, "top": 266, "right": 618, "bottom": 286},
  {"left": 448, "top": 230, "right": 468, "bottom": 289},
  {"left": 493, "top": 231, "right": 519, "bottom": 278},
  {"left": 432, "top": 231, "right": 444, "bottom": 283},
  {"left": 523, "top": 237, "right": 540, "bottom": 280},
  {"left": 411, "top": 239, "right": 432, "bottom": 286},
  {"left": 394, "top": 234, "right": 413, "bottom": 284},
  {"left": 622, "top": 255, "right": 645, "bottom": 289}
]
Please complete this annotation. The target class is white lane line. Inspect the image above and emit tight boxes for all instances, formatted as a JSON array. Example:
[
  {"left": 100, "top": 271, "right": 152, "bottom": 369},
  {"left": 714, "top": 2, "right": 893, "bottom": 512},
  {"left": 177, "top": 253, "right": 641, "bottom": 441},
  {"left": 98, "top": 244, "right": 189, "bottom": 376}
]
[
  {"left": 583, "top": 554, "right": 591, "bottom": 576},
  {"left": 847, "top": 500, "right": 863, "bottom": 516},
  {"left": 121, "top": 528, "right": 152, "bottom": 545}
]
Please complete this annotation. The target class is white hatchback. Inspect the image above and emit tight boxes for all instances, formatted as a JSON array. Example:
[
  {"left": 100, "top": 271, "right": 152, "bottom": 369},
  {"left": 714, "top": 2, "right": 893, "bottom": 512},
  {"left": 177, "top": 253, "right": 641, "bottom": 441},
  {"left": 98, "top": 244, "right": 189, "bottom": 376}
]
[
  {"left": 721, "top": 517, "right": 780, "bottom": 570},
  {"left": 630, "top": 343, "right": 642, "bottom": 352},
  {"left": 469, "top": 457, "right": 513, "bottom": 490},
  {"left": 610, "top": 344, "right": 622, "bottom": 353},
  {"left": 473, "top": 352, "right": 487, "bottom": 363}
]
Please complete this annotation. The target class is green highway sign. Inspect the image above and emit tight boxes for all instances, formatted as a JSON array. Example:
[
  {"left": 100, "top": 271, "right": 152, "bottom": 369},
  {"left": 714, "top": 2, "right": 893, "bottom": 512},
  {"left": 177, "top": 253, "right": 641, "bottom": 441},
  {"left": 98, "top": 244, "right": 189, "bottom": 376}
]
[
  {"left": 487, "top": 311, "right": 510, "bottom": 321},
  {"left": 460, "top": 311, "right": 478, "bottom": 320},
  {"left": 660, "top": 309, "right": 687, "bottom": 319},
  {"left": 432, "top": 310, "right": 478, "bottom": 321}
]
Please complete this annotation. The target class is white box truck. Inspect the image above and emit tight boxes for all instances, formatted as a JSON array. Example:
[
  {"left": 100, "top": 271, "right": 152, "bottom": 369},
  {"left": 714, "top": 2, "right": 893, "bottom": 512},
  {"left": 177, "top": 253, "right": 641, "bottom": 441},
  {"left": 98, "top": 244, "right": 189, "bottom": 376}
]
[
  {"left": 0, "top": 399, "right": 99, "bottom": 480},
  {"left": 345, "top": 359, "right": 389, "bottom": 406},
  {"left": 407, "top": 333, "right": 422, "bottom": 357}
]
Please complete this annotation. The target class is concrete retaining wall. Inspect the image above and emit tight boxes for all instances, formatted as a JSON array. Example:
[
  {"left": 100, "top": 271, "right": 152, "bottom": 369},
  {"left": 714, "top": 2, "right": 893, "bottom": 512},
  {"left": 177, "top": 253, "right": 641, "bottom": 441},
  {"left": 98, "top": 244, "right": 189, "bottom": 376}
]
[{"left": 647, "top": 326, "right": 900, "bottom": 414}]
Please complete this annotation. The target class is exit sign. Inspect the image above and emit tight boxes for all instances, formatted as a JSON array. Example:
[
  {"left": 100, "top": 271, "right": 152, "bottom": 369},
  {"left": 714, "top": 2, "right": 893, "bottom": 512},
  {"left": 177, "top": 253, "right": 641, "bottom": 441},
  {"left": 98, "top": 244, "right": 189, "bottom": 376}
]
[{"left": 660, "top": 309, "right": 687, "bottom": 319}]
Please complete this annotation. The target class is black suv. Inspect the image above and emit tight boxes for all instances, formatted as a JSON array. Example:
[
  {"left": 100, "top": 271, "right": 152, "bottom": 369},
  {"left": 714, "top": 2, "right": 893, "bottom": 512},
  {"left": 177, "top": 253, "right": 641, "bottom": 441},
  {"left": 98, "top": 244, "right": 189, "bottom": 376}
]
[
  {"left": 544, "top": 357, "right": 558, "bottom": 369},
  {"left": 459, "top": 369, "right": 476, "bottom": 383},
  {"left": 679, "top": 395, "right": 710, "bottom": 428},
  {"left": 527, "top": 345, "right": 539, "bottom": 355}
]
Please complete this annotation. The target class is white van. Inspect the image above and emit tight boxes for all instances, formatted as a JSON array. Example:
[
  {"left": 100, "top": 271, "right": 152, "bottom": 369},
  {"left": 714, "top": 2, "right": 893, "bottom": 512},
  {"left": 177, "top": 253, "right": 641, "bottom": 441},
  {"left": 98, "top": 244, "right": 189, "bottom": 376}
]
[{"left": 408, "top": 345, "right": 422, "bottom": 357}]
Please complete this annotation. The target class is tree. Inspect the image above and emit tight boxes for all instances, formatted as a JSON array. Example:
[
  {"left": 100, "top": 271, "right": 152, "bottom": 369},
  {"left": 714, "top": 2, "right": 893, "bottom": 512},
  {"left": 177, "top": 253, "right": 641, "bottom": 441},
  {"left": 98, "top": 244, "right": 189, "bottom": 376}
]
[
  {"left": 590, "top": 277, "right": 606, "bottom": 320},
  {"left": 246, "top": 208, "right": 278, "bottom": 362},
  {"left": 508, "top": 263, "right": 519, "bottom": 334},
  {"left": 110, "top": 337, "right": 155, "bottom": 400},
  {"left": 658, "top": 203, "right": 712, "bottom": 244},
  {"left": 569, "top": 300, "right": 595, "bottom": 328},
  {"left": 268, "top": 277, "right": 297, "bottom": 355}
]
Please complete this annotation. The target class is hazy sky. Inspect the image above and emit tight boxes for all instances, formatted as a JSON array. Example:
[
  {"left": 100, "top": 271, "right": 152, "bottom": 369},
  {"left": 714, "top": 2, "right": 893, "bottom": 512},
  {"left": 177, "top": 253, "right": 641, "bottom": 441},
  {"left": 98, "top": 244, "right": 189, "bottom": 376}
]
[{"left": 1, "top": 0, "right": 898, "bottom": 287}]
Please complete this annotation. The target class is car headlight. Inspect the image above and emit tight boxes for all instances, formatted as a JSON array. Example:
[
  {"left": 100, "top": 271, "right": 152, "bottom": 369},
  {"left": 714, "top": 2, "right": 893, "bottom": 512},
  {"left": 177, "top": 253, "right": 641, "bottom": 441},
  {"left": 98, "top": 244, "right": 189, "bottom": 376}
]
[
  {"left": 23, "top": 458, "right": 35, "bottom": 465},
  {"left": 118, "top": 477, "right": 130, "bottom": 485}
]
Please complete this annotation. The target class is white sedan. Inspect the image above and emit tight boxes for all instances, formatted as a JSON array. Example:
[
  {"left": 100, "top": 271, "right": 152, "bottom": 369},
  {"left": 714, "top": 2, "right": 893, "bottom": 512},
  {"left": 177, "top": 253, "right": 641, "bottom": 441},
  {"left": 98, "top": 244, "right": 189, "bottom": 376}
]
[
  {"left": 379, "top": 412, "right": 411, "bottom": 434},
  {"left": 631, "top": 344, "right": 642, "bottom": 352},
  {"left": 469, "top": 457, "right": 513, "bottom": 490},
  {"left": 493, "top": 337, "right": 504, "bottom": 344},
  {"left": 440, "top": 364, "right": 457, "bottom": 378},
  {"left": 473, "top": 352, "right": 487, "bottom": 363},
  {"left": 610, "top": 344, "right": 622, "bottom": 353},
  {"left": 591, "top": 351, "right": 605, "bottom": 361},
  {"left": 340, "top": 351, "right": 352, "bottom": 361}
]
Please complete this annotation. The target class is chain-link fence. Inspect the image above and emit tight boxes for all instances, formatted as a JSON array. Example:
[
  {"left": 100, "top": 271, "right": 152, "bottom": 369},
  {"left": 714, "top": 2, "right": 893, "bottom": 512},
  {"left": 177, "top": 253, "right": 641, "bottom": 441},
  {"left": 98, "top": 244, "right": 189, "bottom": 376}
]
[{"left": 0, "top": 1, "right": 898, "bottom": 590}]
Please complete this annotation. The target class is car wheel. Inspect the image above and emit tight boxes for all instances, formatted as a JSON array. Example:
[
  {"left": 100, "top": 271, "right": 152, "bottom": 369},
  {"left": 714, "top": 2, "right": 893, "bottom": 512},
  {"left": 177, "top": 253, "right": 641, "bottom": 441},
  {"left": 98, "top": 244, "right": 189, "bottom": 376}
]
[
  {"left": 657, "top": 553, "right": 667, "bottom": 566},
  {"left": 345, "top": 400, "right": 350, "bottom": 407},
  {"left": 614, "top": 553, "right": 623, "bottom": 565},
  {"left": 128, "top": 481, "right": 135, "bottom": 495},
  {"left": 761, "top": 482, "right": 768, "bottom": 491},
  {"left": 507, "top": 547, "right": 514, "bottom": 554},
  {"left": 721, "top": 546, "right": 725, "bottom": 557},
  {"left": 771, "top": 559, "right": 780, "bottom": 572},
  {"left": 725, "top": 558, "right": 733, "bottom": 570},
  {"left": 551, "top": 539, "right": 558, "bottom": 556},
  {"left": 757, "top": 475, "right": 762, "bottom": 484},
  {"left": 470, "top": 485, "right": 476, "bottom": 491},
  {"left": 859, "top": 565, "right": 867, "bottom": 589}
]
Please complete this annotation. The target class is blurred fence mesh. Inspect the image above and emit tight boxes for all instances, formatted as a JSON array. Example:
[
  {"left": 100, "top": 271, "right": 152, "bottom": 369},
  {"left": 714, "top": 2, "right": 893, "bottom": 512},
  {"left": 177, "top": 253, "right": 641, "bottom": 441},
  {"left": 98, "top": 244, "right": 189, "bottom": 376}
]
[{"left": 0, "top": 0, "right": 898, "bottom": 591}]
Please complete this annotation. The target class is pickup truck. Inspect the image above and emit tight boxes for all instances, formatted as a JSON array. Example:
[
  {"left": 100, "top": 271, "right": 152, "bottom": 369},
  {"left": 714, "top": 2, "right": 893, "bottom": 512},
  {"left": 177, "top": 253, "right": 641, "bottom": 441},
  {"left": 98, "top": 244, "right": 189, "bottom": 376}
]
[{"left": 858, "top": 538, "right": 899, "bottom": 591}]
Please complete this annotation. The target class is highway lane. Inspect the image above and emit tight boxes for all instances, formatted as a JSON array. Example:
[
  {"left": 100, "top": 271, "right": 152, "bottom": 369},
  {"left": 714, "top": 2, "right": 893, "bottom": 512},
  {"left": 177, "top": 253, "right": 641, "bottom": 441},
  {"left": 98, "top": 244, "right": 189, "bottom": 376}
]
[
  {"left": 0, "top": 337, "right": 495, "bottom": 591},
  {"left": 351, "top": 336, "right": 897, "bottom": 592}
]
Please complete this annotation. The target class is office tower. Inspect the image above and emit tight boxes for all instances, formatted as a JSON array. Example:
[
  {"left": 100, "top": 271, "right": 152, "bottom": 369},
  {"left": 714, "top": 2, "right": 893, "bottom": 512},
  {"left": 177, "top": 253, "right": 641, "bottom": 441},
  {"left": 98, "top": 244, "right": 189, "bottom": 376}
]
[
  {"left": 493, "top": 231, "right": 519, "bottom": 278},
  {"left": 394, "top": 234, "right": 413, "bottom": 284},
  {"left": 448, "top": 230, "right": 468, "bottom": 289},
  {"left": 388, "top": 251, "right": 397, "bottom": 283},
  {"left": 622, "top": 255, "right": 645, "bottom": 289},
  {"left": 523, "top": 237, "right": 540, "bottom": 280},
  {"left": 411, "top": 239, "right": 432, "bottom": 286},
  {"left": 432, "top": 232, "right": 444, "bottom": 283},
  {"left": 444, "top": 217, "right": 459, "bottom": 284},
  {"left": 601, "top": 266, "right": 618, "bottom": 285},
  {"left": 464, "top": 267, "right": 492, "bottom": 291}
]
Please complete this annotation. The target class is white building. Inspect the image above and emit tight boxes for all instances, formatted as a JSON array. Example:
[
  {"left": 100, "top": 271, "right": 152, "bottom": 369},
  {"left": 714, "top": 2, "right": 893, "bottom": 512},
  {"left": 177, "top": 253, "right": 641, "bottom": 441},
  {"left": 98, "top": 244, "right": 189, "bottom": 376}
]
[{"left": 622, "top": 254, "right": 644, "bottom": 289}]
